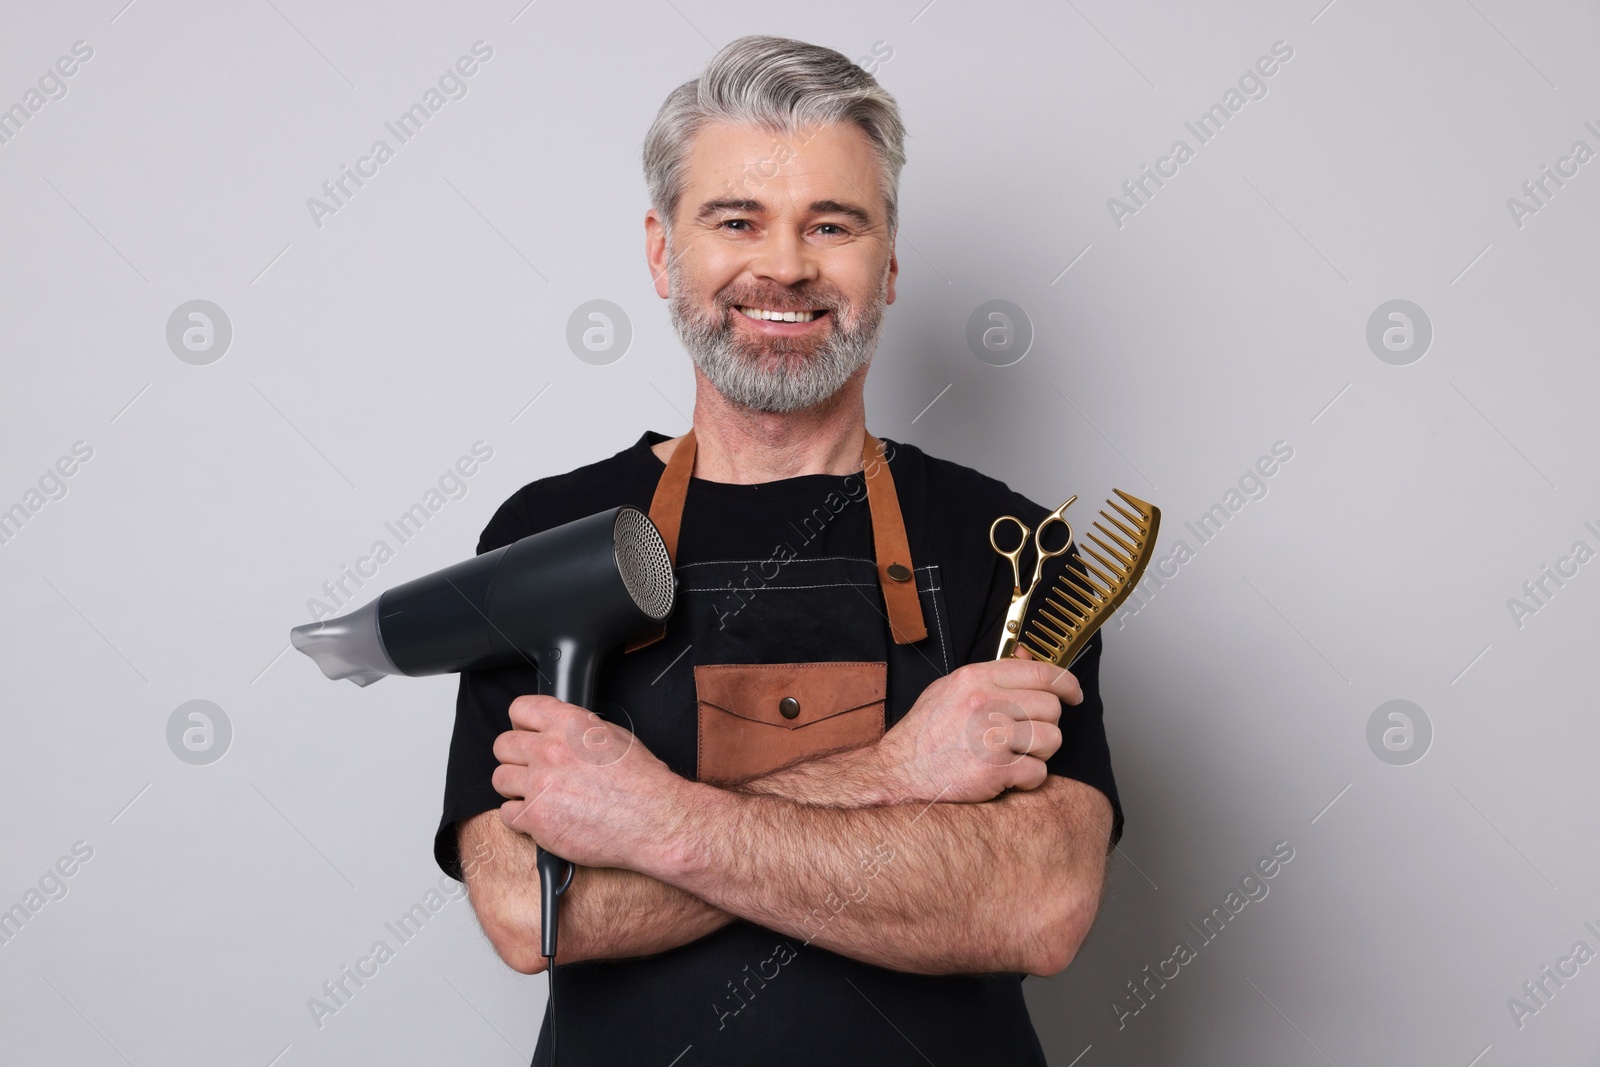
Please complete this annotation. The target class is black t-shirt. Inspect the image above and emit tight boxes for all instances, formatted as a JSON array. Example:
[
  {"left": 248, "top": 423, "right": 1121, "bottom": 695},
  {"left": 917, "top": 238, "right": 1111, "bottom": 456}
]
[{"left": 434, "top": 430, "right": 1124, "bottom": 1064}]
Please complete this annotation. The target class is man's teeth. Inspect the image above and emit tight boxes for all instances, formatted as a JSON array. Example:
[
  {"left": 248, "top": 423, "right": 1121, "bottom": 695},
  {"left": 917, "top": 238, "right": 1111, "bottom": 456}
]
[{"left": 736, "top": 306, "right": 821, "bottom": 322}]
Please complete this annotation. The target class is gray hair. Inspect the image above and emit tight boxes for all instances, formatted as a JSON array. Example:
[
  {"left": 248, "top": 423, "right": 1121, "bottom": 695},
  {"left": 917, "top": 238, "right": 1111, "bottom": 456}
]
[{"left": 642, "top": 35, "right": 907, "bottom": 241}]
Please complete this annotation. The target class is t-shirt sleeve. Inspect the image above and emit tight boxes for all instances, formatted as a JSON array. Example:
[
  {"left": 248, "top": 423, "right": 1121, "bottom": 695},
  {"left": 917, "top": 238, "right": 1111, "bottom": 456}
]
[
  {"left": 432, "top": 492, "right": 548, "bottom": 882},
  {"left": 964, "top": 517, "right": 1125, "bottom": 852}
]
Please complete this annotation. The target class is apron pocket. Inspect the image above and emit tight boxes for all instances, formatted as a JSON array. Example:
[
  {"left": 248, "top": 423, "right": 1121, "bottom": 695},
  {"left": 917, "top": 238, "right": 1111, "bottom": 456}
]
[{"left": 694, "top": 661, "right": 886, "bottom": 784}]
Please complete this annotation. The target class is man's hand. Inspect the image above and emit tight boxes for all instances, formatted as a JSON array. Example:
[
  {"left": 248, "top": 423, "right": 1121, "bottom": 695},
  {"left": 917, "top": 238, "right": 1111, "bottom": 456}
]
[
  {"left": 872, "top": 653, "right": 1080, "bottom": 804},
  {"left": 491, "top": 695, "right": 689, "bottom": 871}
]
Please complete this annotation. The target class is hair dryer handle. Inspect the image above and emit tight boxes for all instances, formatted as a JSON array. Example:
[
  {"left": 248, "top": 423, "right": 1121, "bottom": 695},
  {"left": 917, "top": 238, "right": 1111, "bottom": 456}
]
[
  {"left": 537, "top": 845, "right": 575, "bottom": 959},
  {"left": 533, "top": 640, "right": 591, "bottom": 959}
]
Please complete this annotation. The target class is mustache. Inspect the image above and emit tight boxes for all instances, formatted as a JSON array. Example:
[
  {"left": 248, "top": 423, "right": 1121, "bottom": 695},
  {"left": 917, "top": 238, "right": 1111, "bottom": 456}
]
[{"left": 720, "top": 292, "right": 840, "bottom": 313}]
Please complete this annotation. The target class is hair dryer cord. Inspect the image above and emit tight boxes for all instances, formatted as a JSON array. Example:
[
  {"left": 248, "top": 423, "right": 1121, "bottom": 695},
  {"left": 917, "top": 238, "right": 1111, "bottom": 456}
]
[{"left": 537, "top": 846, "right": 574, "bottom": 1066}]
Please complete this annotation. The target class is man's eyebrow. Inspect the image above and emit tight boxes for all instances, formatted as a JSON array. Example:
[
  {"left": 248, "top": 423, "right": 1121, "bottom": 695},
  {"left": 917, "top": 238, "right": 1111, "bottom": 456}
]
[
  {"left": 695, "top": 197, "right": 763, "bottom": 222},
  {"left": 808, "top": 199, "right": 874, "bottom": 227},
  {"left": 693, "top": 197, "right": 875, "bottom": 227}
]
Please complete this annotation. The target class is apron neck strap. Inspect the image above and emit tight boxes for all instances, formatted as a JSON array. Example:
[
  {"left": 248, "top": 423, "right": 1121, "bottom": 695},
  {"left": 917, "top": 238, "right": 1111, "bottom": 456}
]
[
  {"left": 628, "top": 426, "right": 927, "bottom": 650},
  {"left": 860, "top": 430, "right": 928, "bottom": 644},
  {"left": 647, "top": 425, "right": 700, "bottom": 566}
]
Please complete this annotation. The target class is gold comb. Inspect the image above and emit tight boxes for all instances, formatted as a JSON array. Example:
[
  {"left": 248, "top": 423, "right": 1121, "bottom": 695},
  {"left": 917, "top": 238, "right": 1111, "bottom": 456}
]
[{"left": 1005, "top": 489, "right": 1160, "bottom": 669}]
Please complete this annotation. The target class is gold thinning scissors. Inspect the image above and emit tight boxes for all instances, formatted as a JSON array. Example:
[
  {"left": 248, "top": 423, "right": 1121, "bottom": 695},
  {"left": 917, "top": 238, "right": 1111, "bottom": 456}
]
[{"left": 989, "top": 495, "right": 1076, "bottom": 660}]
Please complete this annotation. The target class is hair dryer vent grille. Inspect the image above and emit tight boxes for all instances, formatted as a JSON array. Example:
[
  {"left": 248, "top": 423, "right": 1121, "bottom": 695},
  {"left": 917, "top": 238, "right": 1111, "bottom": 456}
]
[{"left": 613, "top": 507, "right": 675, "bottom": 621}]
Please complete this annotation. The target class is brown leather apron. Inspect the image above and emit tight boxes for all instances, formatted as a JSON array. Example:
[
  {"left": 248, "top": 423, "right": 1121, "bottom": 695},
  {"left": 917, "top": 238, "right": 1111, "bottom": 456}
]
[{"left": 621, "top": 426, "right": 951, "bottom": 783}]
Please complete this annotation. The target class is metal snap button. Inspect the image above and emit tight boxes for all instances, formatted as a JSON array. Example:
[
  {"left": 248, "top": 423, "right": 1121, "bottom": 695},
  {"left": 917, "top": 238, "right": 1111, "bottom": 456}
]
[
  {"left": 778, "top": 696, "right": 801, "bottom": 720},
  {"left": 886, "top": 562, "right": 912, "bottom": 582}
]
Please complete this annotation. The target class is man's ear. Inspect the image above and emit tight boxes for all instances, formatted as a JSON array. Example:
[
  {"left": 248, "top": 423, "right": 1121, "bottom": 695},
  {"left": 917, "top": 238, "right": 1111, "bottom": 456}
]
[
  {"left": 886, "top": 239, "right": 899, "bottom": 306},
  {"left": 645, "top": 210, "right": 671, "bottom": 299}
]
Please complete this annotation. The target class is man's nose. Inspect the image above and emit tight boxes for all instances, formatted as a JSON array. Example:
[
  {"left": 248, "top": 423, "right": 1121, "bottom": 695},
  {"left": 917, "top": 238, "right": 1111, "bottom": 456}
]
[{"left": 748, "top": 226, "right": 818, "bottom": 288}]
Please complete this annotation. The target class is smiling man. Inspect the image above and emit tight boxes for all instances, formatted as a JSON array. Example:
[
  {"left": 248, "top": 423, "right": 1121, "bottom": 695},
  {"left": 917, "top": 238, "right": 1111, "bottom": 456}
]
[{"left": 435, "top": 35, "right": 1123, "bottom": 1066}]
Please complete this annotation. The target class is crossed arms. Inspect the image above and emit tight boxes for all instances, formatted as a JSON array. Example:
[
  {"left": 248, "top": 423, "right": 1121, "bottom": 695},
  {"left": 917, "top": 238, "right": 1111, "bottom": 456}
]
[{"left": 457, "top": 657, "right": 1114, "bottom": 979}]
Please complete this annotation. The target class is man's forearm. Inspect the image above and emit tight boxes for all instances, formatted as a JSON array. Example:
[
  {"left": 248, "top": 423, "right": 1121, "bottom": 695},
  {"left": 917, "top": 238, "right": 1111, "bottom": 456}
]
[
  {"left": 463, "top": 744, "right": 896, "bottom": 970},
  {"left": 550, "top": 864, "right": 733, "bottom": 965},
  {"left": 459, "top": 809, "right": 729, "bottom": 972},
  {"left": 723, "top": 741, "right": 898, "bottom": 806},
  {"left": 637, "top": 775, "right": 1113, "bottom": 977}
]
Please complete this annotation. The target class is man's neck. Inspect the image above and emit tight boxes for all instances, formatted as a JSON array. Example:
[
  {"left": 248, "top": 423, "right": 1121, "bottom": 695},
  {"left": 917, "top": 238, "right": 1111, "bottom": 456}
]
[{"left": 662, "top": 367, "right": 869, "bottom": 484}]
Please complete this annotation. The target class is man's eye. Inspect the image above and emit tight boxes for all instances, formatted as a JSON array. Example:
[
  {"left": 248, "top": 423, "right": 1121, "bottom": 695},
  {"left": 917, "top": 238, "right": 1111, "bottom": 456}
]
[
  {"left": 816, "top": 223, "right": 846, "bottom": 235},
  {"left": 721, "top": 219, "right": 751, "bottom": 231}
]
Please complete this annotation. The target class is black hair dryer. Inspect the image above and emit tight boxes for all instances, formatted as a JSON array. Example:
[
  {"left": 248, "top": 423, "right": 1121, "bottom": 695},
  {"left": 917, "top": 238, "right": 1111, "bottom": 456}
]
[{"left": 290, "top": 505, "right": 677, "bottom": 963}]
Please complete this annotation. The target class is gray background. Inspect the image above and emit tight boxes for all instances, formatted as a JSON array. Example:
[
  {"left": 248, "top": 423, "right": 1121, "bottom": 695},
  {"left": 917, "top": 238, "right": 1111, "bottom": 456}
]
[{"left": 2, "top": 1, "right": 1596, "bottom": 1064}]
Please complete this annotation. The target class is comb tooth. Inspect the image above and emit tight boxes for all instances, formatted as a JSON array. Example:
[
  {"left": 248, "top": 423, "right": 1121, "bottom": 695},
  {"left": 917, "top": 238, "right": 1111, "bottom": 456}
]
[
  {"left": 1093, "top": 518, "right": 1139, "bottom": 557},
  {"left": 1101, "top": 507, "right": 1144, "bottom": 541},
  {"left": 1064, "top": 566, "right": 1109, "bottom": 597},
  {"left": 1024, "top": 623, "right": 1070, "bottom": 666},
  {"left": 1051, "top": 582, "right": 1097, "bottom": 614},
  {"left": 1075, "top": 554, "right": 1123, "bottom": 590},
  {"left": 1030, "top": 607, "right": 1068, "bottom": 643},
  {"left": 1029, "top": 609, "right": 1072, "bottom": 644},
  {"left": 1087, "top": 529, "right": 1135, "bottom": 568},
  {"left": 1040, "top": 597, "right": 1084, "bottom": 629},
  {"left": 1076, "top": 546, "right": 1119, "bottom": 576},
  {"left": 1065, "top": 556, "right": 1109, "bottom": 587},
  {"left": 1107, "top": 493, "right": 1144, "bottom": 517},
  {"left": 1089, "top": 521, "right": 1133, "bottom": 553},
  {"left": 1083, "top": 544, "right": 1132, "bottom": 582},
  {"left": 1026, "top": 612, "right": 1068, "bottom": 643},
  {"left": 1112, "top": 489, "right": 1155, "bottom": 518},
  {"left": 1049, "top": 588, "right": 1091, "bottom": 618},
  {"left": 1061, "top": 574, "right": 1107, "bottom": 606},
  {"left": 1020, "top": 632, "right": 1060, "bottom": 661},
  {"left": 1107, "top": 499, "right": 1145, "bottom": 524},
  {"left": 1093, "top": 541, "right": 1130, "bottom": 571},
  {"left": 1057, "top": 575, "right": 1100, "bottom": 606},
  {"left": 1106, "top": 496, "right": 1146, "bottom": 525},
  {"left": 1043, "top": 607, "right": 1094, "bottom": 643}
]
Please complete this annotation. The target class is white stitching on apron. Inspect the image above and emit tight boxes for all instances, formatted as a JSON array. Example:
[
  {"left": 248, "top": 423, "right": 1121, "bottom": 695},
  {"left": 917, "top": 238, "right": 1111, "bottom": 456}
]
[
  {"left": 922, "top": 563, "right": 951, "bottom": 674},
  {"left": 678, "top": 558, "right": 940, "bottom": 571},
  {"left": 677, "top": 559, "right": 949, "bottom": 668},
  {"left": 677, "top": 556, "right": 880, "bottom": 569},
  {"left": 681, "top": 583, "right": 944, "bottom": 593}
]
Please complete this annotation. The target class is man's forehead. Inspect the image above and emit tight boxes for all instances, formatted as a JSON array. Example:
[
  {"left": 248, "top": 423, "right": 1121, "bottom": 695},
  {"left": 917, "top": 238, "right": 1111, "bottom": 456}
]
[{"left": 682, "top": 120, "right": 880, "bottom": 211}]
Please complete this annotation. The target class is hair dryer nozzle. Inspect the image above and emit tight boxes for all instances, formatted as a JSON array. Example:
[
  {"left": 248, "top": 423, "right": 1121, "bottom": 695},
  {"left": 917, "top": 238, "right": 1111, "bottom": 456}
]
[{"left": 290, "top": 599, "right": 398, "bottom": 687}]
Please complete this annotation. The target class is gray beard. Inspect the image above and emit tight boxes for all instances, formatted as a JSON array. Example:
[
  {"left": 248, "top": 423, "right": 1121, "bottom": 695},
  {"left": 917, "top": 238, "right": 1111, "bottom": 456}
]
[{"left": 666, "top": 247, "right": 886, "bottom": 414}]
